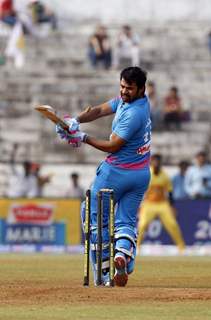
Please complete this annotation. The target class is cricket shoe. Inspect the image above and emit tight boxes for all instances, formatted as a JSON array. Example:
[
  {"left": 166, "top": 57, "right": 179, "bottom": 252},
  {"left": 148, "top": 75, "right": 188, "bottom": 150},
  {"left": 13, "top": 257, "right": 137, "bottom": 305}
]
[{"left": 114, "top": 254, "right": 128, "bottom": 287}]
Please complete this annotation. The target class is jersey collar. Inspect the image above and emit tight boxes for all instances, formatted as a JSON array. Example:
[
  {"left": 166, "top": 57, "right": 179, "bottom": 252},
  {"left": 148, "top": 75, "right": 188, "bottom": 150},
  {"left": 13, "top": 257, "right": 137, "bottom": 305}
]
[{"left": 121, "top": 95, "right": 147, "bottom": 108}]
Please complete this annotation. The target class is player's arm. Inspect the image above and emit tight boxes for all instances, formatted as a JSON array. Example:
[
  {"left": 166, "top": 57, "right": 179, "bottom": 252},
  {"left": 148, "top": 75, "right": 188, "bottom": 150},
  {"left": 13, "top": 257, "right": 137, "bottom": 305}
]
[
  {"left": 77, "top": 102, "right": 113, "bottom": 123},
  {"left": 85, "top": 132, "right": 126, "bottom": 153},
  {"left": 55, "top": 102, "right": 115, "bottom": 147}
]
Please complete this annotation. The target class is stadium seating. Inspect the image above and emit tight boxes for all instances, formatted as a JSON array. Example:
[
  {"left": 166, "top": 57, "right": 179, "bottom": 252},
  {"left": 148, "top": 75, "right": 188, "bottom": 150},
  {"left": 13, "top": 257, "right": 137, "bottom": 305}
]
[{"left": 0, "top": 20, "right": 211, "bottom": 195}]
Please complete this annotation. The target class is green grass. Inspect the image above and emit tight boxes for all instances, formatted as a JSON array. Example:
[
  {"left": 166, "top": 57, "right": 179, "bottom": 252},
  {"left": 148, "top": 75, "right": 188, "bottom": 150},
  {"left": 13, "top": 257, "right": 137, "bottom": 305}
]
[
  {"left": 0, "top": 255, "right": 210, "bottom": 320},
  {"left": 0, "top": 303, "right": 211, "bottom": 320}
]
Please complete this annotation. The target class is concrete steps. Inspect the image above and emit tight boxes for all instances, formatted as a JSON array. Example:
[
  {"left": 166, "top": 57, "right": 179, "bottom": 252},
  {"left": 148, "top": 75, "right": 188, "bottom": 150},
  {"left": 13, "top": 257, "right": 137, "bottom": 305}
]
[{"left": 0, "top": 20, "right": 211, "bottom": 169}]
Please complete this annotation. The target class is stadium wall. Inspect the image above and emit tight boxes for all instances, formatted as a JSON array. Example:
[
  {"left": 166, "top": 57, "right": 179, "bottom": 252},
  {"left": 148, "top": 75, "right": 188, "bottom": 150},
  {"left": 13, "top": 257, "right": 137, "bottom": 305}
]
[
  {"left": 144, "top": 199, "right": 211, "bottom": 246},
  {"left": 0, "top": 198, "right": 81, "bottom": 246},
  {"left": 16, "top": 0, "right": 211, "bottom": 21},
  {"left": 0, "top": 198, "right": 211, "bottom": 252}
]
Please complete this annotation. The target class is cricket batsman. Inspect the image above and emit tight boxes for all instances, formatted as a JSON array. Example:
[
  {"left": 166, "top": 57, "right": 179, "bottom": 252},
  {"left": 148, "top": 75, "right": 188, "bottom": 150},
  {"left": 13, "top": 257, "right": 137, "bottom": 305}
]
[{"left": 56, "top": 67, "right": 151, "bottom": 286}]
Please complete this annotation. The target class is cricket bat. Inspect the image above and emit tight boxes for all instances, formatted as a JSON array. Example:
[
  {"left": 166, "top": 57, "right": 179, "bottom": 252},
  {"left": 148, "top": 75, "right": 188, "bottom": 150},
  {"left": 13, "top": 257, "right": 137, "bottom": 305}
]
[{"left": 35, "top": 105, "right": 69, "bottom": 130}]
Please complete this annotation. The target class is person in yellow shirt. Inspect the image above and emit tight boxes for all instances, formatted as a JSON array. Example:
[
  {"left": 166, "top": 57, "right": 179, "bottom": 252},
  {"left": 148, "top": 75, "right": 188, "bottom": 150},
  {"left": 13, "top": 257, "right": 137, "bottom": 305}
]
[{"left": 137, "top": 154, "right": 185, "bottom": 252}]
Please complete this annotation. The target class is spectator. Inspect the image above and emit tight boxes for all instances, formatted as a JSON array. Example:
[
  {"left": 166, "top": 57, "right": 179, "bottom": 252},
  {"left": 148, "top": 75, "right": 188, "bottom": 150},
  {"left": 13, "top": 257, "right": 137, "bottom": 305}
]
[
  {"left": 172, "top": 160, "right": 190, "bottom": 200},
  {"left": 163, "top": 86, "right": 183, "bottom": 130},
  {"left": 7, "top": 161, "right": 38, "bottom": 198},
  {"left": 5, "top": 20, "right": 26, "bottom": 68},
  {"left": 137, "top": 154, "right": 185, "bottom": 253},
  {"left": 0, "top": 0, "right": 36, "bottom": 36},
  {"left": 31, "top": 163, "right": 52, "bottom": 197},
  {"left": 88, "top": 25, "right": 112, "bottom": 70},
  {"left": 0, "top": 0, "right": 16, "bottom": 26},
  {"left": 65, "top": 172, "right": 84, "bottom": 199},
  {"left": 113, "top": 25, "right": 140, "bottom": 68},
  {"left": 185, "top": 151, "right": 211, "bottom": 199},
  {"left": 28, "top": 0, "right": 57, "bottom": 30},
  {"left": 146, "top": 81, "right": 162, "bottom": 130}
]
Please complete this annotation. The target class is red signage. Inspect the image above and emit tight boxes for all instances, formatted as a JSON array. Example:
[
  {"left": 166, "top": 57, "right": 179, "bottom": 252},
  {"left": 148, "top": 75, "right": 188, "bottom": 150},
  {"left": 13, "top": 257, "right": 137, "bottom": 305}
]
[{"left": 7, "top": 203, "right": 55, "bottom": 225}]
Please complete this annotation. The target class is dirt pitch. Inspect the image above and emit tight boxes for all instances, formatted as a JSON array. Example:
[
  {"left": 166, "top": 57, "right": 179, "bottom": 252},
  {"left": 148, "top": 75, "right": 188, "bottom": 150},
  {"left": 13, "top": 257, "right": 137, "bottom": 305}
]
[{"left": 0, "top": 254, "right": 211, "bottom": 320}]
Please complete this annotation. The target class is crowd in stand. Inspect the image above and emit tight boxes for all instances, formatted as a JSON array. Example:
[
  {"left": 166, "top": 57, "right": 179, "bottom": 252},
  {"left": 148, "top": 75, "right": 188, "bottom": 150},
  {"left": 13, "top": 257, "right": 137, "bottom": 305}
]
[
  {"left": 0, "top": 0, "right": 57, "bottom": 31},
  {"left": 88, "top": 24, "right": 140, "bottom": 70},
  {"left": 7, "top": 159, "right": 52, "bottom": 198},
  {"left": 147, "top": 81, "right": 190, "bottom": 131},
  {"left": 87, "top": 24, "right": 191, "bottom": 131},
  {"left": 5, "top": 145, "right": 211, "bottom": 200},
  {"left": 5, "top": 144, "right": 84, "bottom": 198},
  {"left": 172, "top": 151, "right": 211, "bottom": 200},
  {"left": 0, "top": 0, "right": 57, "bottom": 67},
  {"left": 1, "top": 5, "right": 210, "bottom": 201},
  {"left": 6, "top": 161, "right": 84, "bottom": 198}
]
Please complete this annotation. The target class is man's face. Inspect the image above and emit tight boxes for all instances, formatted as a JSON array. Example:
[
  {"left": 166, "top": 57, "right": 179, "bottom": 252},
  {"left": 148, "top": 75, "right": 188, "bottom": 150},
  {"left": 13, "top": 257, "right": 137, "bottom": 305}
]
[
  {"left": 120, "top": 78, "right": 142, "bottom": 103},
  {"left": 196, "top": 155, "right": 206, "bottom": 166},
  {"left": 151, "top": 157, "right": 161, "bottom": 169}
]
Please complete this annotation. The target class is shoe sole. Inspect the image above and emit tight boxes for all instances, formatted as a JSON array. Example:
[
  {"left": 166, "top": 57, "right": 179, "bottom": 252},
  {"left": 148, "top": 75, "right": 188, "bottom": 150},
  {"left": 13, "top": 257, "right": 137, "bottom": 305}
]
[{"left": 114, "top": 256, "right": 128, "bottom": 287}]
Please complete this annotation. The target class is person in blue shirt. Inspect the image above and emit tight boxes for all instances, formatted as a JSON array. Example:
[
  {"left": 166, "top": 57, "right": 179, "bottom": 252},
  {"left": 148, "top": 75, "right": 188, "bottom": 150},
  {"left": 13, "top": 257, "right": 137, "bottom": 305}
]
[
  {"left": 185, "top": 151, "right": 211, "bottom": 199},
  {"left": 56, "top": 67, "right": 151, "bottom": 287},
  {"left": 172, "top": 161, "right": 190, "bottom": 200}
]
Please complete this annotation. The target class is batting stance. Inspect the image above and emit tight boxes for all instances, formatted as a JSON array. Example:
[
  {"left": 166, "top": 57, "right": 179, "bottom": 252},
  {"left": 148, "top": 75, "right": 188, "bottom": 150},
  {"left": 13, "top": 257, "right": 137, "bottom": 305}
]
[{"left": 56, "top": 67, "right": 151, "bottom": 286}]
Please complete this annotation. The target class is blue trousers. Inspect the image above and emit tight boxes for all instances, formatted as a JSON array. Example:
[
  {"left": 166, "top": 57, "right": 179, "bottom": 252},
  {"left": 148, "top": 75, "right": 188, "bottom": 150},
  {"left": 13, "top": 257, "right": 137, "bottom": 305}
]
[
  {"left": 81, "top": 161, "right": 150, "bottom": 277},
  {"left": 88, "top": 48, "right": 112, "bottom": 69},
  {"left": 90, "top": 161, "right": 150, "bottom": 229}
]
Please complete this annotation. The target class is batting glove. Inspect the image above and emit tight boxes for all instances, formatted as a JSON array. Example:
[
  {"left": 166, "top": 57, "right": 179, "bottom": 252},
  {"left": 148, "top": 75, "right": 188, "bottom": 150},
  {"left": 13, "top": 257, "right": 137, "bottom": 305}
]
[
  {"left": 55, "top": 124, "right": 71, "bottom": 140},
  {"left": 63, "top": 115, "right": 80, "bottom": 132},
  {"left": 55, "top": 114, "right": 80, "bottom": 140},
  {"left": 67, "top": 131, "right": 87, "bottom": 148}
]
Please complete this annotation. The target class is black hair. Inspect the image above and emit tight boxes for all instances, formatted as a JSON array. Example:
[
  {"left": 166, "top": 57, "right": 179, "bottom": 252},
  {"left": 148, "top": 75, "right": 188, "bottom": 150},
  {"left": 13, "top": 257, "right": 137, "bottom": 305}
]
[
  {"left": 170, "top": 86, "right": 178, "bottom": 93},
  {"left": 23, "top": 161, "right": 31, "bottom": 169},
  {"left": 179, "top": 160, "right": 189, "bottom": 168},
  {"left": 123, "top": 25, "right": 131, "bottom": 31},
  {"left": 120, "top": 67, "right": 147, "bottom": 89},
  {"left": 196, "top": 151, "right": 207, "bottom": 158},
  {"left": 71, "top": 172, "right": 79, "bottom": 178}
]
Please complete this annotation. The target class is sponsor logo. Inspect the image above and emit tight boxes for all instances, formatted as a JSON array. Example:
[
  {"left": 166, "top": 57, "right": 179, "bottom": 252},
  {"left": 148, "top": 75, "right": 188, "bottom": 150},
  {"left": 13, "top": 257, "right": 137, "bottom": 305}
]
[
  {"left": 7, "top": 203, "right": 55, "bottom": 225},
  {"left": 137, "top": 142, "right": 151, "bottom": 155},
  {"left": 5, "top": 225, "right": 56, "bottom": 243}
]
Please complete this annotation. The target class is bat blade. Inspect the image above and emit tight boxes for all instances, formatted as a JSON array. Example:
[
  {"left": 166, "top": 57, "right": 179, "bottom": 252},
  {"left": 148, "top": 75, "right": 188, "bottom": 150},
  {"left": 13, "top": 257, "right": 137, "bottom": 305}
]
[{"left": 35, "top": 105, "right": 69, "bottom": 130}]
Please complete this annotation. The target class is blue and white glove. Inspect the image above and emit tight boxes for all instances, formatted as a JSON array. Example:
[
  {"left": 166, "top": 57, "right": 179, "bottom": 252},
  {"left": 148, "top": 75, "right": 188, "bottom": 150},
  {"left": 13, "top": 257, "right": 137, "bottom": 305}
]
[
  {"left": 55, "top": 114, "right": 80, "bottom": 140},
  {"left": 55, "top": 121, "right": 87, "bottom": 148},
  {"left": 67, "top": 131, "right": 87, "bottom": 147},
  {"left": 63, "top": 115, "right": 80, "bottom": 132},
  {"left": 55, "top": 123, "right": 71, "bottom": 140},
  {"left": 56, "top": 124, "right": 87, "bottom": 147}
]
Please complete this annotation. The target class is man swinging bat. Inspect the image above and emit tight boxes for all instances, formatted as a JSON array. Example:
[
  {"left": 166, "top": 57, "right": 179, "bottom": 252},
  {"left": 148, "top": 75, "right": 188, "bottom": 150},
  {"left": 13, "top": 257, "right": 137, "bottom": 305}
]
[{"left": 36, "top": 66, "right": 151, "bottom": 287}]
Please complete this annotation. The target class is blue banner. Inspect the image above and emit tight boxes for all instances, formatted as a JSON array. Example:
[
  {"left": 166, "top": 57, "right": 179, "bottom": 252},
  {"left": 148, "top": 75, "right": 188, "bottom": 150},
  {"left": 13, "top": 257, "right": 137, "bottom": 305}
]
[
  {"left": 143, "top": 199, "right": 211, "bottom": 245},
  {"left": 0, "top": 220, "right": 66, "bottom": 245}
]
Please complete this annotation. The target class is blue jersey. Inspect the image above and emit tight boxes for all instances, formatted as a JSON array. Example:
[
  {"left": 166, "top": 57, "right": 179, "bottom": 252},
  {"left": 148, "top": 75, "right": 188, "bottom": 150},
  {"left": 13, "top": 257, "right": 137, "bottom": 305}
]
[{"left": 106, "top": 95, "right": 151, "bottom": 169}]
